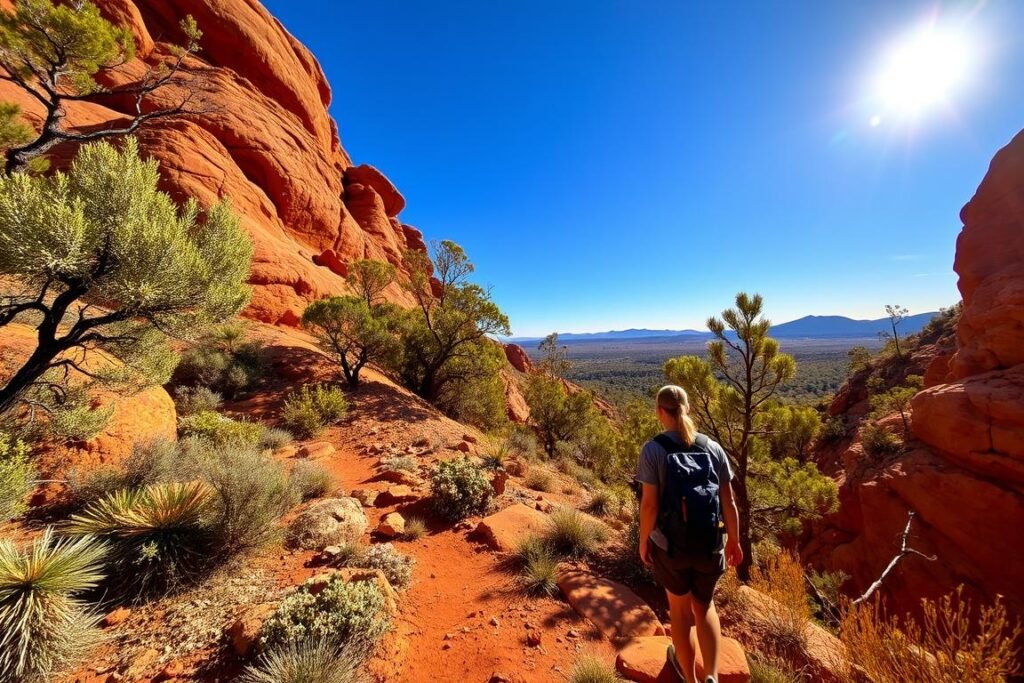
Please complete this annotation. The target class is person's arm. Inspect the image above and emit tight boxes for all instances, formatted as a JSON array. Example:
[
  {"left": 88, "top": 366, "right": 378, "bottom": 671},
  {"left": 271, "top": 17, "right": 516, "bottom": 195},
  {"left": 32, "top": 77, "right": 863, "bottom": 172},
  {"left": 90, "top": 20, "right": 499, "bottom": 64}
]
[
  {"left": 639, "top": 482, "right": 659, "bottom": 566},
  {"left": 721, "top": 481, "right": 744, "bottom": 567}
]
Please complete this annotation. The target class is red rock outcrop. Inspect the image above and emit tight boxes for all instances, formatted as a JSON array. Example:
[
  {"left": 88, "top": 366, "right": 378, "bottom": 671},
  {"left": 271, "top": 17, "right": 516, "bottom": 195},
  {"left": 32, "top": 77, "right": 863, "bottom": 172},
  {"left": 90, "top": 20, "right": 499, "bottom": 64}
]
[
  {"left": 0, "top": 0, "right": 427, "bottom": 325},
  {"left": 805, "top": 131, "right": 1024, "bottom": 619}
]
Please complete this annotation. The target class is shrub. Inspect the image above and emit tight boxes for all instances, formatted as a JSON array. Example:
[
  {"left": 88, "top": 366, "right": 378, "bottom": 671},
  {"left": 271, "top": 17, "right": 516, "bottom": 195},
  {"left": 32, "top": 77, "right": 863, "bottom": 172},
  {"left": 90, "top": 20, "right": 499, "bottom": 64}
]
[
  {"left": 358, "top": 543, "right": 414, "bottom": 589},
  {"left": 429, "top": 457, "right": 493, "bottom": 521},
  {"left": 45, "top": 402, "right": 115, "bottom": 442},
  {"left": 192, "top": 442, "right": 298, "bottom": 553},
  {"left": 173, "top": 385, "right": 222, "bottom": 416},
  {"left": 281, "top": 384, "right": 349, "bottom": 438},
  {"left": 514, "top": 536, "right": 560, "bottom": 597},
  {"left": 860, "top": 423, "right": 903, "bottom": 457},
  {"left": 66, "top": 481, "right": 215, "bottom": 597},
  {"left": 290, "top": 461, "right": 333, "bottom": 501},
  {"left": 260, "top": 427, "right": 294, "bottom": 452},
  {"left": 584, "top": 488, "right": 619, "bottom": 518},
  {"left": 178, "top": 410, "right": 265, "bottom": 447},
  {"left": 0, "top": 432, "right": 33, "bottom": 522},
  {"left": 820, "top": 416, "right": 847, "bottom": 444},
  {"left": 835, "top": 588, "right": 1022, "bottom": 683},
  {"left": 400, "top": 517, "right": 427, "bottom": 541},
  {"left": 524, "top": 469, "right": 555, "bottom": 493},
  {"left": 66, "top": 439, "right": 184, "bottom": 508},
  {"left": 748, "top": 550, "right": 811, "bottom": 654},
  {"left": 481, "top": 442, "right": 509, "bottom": 470},
  {"left": 238, "top": 640, "right": 366, "bottom": 683},
  {"left": 568, "top": 654, "right": 620, "bottom": 683},
  {"left": 259, "top": 575, "right": 390, "bottom": 651},
  {"left": 544, "top": 508, "right": 609, "bottom": 559},
  {"left": 505, "top": 428, "right": 538, "bottom": 460},
  {"left": 380, "top": 455, "right": 417, "bottom": 472},
  {"left": 173, "top": 325, "right": 268, "bottom": 399},
  {"left": 0, "top": 529, "right": 106, "bottom": 683},
  {"left": 749, "top": 654, "right": 805, "bottom": 683}
]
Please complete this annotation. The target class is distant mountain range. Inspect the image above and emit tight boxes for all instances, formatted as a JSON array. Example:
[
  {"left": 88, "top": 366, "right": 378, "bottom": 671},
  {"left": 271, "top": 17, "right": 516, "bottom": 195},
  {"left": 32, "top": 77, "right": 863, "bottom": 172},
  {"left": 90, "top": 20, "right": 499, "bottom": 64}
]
[{"left": 509, "top": 312, "right": 940, "bottom": 343}]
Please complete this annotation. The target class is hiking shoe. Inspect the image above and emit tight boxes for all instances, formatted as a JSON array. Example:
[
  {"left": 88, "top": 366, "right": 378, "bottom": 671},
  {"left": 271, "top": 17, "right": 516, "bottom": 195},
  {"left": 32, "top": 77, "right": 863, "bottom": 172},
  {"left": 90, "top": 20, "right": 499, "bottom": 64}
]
[
  {"left": 665, "top": 644, "right": 686, "bottom": 681},
  {"left": 705, "top": 678, "right": 717, "bottom": 683}
]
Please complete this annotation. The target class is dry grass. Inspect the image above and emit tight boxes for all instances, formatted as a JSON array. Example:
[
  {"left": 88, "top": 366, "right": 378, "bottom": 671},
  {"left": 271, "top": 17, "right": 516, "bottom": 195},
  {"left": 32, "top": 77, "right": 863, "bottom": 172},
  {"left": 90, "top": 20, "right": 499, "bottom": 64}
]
[
  {"left": 749, "top": 549, "right": 812, "bottom": 655},
  {"left": 835, "top": 588, "right": 1022, "bottom": 683}
]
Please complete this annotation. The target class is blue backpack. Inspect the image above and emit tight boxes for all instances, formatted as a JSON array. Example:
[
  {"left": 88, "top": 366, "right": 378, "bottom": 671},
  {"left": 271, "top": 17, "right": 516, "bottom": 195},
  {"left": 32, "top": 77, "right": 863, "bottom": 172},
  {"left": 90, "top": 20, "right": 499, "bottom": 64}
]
[{"left": 654, "top": 433, "right": 724, "bottom": 557}]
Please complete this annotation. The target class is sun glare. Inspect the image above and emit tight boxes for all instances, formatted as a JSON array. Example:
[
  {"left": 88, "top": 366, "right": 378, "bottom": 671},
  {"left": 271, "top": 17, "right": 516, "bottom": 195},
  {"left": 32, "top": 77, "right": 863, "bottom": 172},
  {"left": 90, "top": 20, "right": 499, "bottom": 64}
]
[{"left": 873, "top": 23, "right": 973, "bottom": 121}]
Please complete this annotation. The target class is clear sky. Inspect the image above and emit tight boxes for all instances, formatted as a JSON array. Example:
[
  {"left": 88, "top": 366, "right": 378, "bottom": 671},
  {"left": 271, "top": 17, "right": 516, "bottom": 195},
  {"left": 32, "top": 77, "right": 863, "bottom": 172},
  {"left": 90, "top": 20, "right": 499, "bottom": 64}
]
[{"left": 263, "top": 0, "right": 1024, "bottom": 337}]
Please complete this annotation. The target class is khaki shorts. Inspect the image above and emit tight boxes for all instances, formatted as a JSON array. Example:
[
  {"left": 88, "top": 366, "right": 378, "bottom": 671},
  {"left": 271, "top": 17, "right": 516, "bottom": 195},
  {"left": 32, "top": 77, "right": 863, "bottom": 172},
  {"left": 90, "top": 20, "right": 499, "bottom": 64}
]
[{"left": 650, "top": 543, "right": 726, "bottom": 604}]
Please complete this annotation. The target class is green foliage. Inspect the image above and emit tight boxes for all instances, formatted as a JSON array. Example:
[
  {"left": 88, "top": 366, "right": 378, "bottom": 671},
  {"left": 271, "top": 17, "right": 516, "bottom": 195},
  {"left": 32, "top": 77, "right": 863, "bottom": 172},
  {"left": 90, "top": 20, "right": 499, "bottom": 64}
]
[
  {"left": 505, "top": 426, "right": 538, "bottom": 460},
  {"left": 584, "top": 488, "right": 621, "bottom": 518},
  {"left": 879, "top": 304, "right": 910, "bottom": 358},
  {"left": 358, "top": 543, "right": 414, "bottom": 589},
  {"left": 238, "top": 640, "right": 366, "bottom": 683},
  {"left": 302, "top": 293, "right": 402, "bottom": 389},
  {"left": 0, "top": 138, "right": 252, "bottom": 418},
  {"left": 260, "top": 427, "right": 294, "bottom": 452},
  {"left": 429, "top": 457, "right": 493, "bottom": 521},
  {"left": 0, "top": 431, "right": 33, "bottom": 521},
  {"left": 568, "top": 654, "right": 621, "bottom": 683},
  {"left": 869, "top": 374, "right": 923, "bottom": 433},
  {"left": 544, "top": 507, "right": 609, "bottom": 559},
  {"left": 847, "top": 346, "right": 873, "bottom": 374},
  {"left": 537, "top": 332, "right": 572, "bottom": 378},
  {"left": 748, "top": 453, "right": 838, "bottom": 539},
  {"left": 514, "top": 536, "right": 560, "bottom": 596},
  {"left": 524, "top": 373, "right": 597, "bottom": 455},
  {"left": 380, "top": 454, "right": 417, "bottom": 472},
  {"left": 178, "top": 410, "right": 265, "bottom": 447},
  {"left": 748, "top": 655, "right": 805, "bottom": 683},
  {"left": 65, "top": 481, "right": 215, "bottom": 596},
  {"left": 173, "top": 324, "right": 268, "bottom": 399},
  {"left": 808, "top": 568, "right": 849, "bottom": 611},
  {"left": 0, "top": 529, "right": 106, "bottom": 683},
  {"left": 820, "top": 416, "right": 848, "bottom": 444},
  {"left": 393, "top": 241, "right": 510, "bottom": 427},
  {"left": 66, "top": 439, "right": 183, "bottom": 509},
  {"left": 259, "top": 574, "right": 390, "bottom": 651},
  {"left": 173, "top": 385, "right": 222, "bottom": 416},
  {"left": 290, "top": 461, "right": 333, "bottom": 501},
  {"left": 762, "top": 403, "right": 822, "bottom": 462},
  {"left": 664, "top": 292, "right": 797, "bottom": 578},
  {"left": 346, "top": 259, "right": 397, "bottom": 306},
  {"left": 860, "top": 423, "right": 903, "bottom": 457},
  {"left": 0, "top": 102, "right": 31, "bottom": 150},
  {"left": 281, "top": 384, "right": 349, "bottom": 438}
]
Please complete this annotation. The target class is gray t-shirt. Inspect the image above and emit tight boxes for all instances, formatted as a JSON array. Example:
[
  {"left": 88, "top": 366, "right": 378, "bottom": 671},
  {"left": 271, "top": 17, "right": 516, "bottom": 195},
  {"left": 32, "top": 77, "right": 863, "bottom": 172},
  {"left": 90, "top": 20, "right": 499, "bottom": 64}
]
[{"left": 635, "top": 431, "right": 733, "bottom": 550}]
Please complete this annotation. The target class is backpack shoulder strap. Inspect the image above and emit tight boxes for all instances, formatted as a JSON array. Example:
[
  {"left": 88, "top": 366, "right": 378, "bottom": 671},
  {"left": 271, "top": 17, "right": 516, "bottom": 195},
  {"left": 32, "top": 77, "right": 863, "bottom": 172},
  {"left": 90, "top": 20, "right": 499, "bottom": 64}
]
[
  {"left": 694, "top": 433, "right": 710, "bottom": 451},
  {"left": 653, "top": 434, "right": 678, "bottom": 453}
]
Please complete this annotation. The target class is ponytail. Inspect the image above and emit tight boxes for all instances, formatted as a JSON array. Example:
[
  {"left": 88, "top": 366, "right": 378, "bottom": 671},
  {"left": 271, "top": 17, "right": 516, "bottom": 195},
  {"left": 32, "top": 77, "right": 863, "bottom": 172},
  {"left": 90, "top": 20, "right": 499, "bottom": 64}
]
[{"left": 656, "top": 385, "right": 698, "bottom": 445}]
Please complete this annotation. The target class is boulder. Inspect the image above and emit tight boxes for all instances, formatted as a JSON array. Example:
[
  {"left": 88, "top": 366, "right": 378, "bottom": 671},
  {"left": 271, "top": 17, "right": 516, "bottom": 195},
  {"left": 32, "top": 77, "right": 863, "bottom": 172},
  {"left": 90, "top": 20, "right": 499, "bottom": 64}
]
[
  {"left": 504, "top": 343, "right": 533, "bottom": 373},
  {"left": 377, "top": 469, "right": 424, "bottom": 487},
  {"left": 351, "top": 488, "right": 381, "bottom": 507},
  {"left": 377, "top": 512, "right": 406, "bottom": 538},
  {"left": 558, "top": 571, "right": 664, "bottom": 641},
  {"left": 375, "top": 485, "right": 419, "bottom": 507},
  {"left": 298, "top": 442, "right": 336, "bottom": 460},
  {"left": 616, "top": 635, "right": 750, "bottom": 683},
  {"left": 475, "top": 503, "right": 550, "bottom": 552},
  {"left": 287, "top": 497, "right": 367, "bottom": 550}
]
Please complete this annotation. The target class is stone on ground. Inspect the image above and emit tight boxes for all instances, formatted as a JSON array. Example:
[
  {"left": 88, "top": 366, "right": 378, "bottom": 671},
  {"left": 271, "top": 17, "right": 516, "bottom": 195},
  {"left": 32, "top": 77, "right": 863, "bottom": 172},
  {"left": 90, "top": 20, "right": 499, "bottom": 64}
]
[
  {"left": 616, "top": 635, "right": 750, "bottom": 683},
  {"left": 558, "top": 571, "right": 664, "bottom": 641},
  {"left": 474, "top": 503, "right": 550, "bottom": 551},
  {"left": 288, "top": 497, "right": 367, "bottom": 549},
  {"left": 375, "top": 484, "right": 420, "bottom": 506},
  {"left": 298, "top": 441, "right": 335, "bottom": 459},
  {"left": 377, "top": 512, "right": 406, "bottom": 538}
]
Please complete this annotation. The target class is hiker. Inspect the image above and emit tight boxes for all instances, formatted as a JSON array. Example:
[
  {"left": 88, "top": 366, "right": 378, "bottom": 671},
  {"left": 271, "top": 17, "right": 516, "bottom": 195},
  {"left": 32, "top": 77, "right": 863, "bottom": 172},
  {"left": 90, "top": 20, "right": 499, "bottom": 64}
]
[{"left": 636, "top": 385, "right": 743, "bottom": 683}]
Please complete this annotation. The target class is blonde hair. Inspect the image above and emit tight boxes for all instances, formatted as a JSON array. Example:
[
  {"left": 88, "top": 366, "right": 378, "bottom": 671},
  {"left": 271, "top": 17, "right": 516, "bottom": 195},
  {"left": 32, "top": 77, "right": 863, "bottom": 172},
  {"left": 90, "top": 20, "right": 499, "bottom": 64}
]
[{"left": 656, "top": 385, "right": 698, "bottom": 445}]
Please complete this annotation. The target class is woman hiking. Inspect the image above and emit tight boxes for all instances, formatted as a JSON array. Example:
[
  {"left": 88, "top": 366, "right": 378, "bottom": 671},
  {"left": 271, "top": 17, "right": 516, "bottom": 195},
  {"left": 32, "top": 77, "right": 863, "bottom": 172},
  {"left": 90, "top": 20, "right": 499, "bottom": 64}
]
[{"left": 636, "top": 385, "right": 743, "bottom": 683}]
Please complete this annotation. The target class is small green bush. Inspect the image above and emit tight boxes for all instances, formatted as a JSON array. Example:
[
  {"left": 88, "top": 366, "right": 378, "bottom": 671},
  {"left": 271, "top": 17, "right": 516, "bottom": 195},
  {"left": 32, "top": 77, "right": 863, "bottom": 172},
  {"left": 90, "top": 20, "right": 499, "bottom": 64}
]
[
  {"left": 0, "top": 432, "right": 34, "bottom": 522},
  {"left": 821, "top": 416, "right": 847, "bottom": 444},
  {"left": 281, "top": 384, "right": 349, "bottom": 438},
  {"left": 429, "top": 457, "right": 493, "bottom": 521},
  {"left": 65, "top": 481, "right": 216, "bottom": 596},
  {"left": 544, "top": 508, "right": 609, "bottom": 560},
  {"left": 173, "top": 324, "right": 268, "bottom": 399},
  {"left": 178, "top": 410, "right": 265, "bottom": 447},
  {"left": 400, "top": 517, "right": 427, "bottom": 541},
  {"left": 568, "top": 654, "right": 620, "bottom": 683},
  {"left": 260, "top": 427, "right": 294, "bottom": 452},
  {"left": 505, "top": 428, "right": 538, "bottom": 459},
  {"left": 358, "top": 543, "right": 414, "bottom": 589},
  {"left": 290, "top": 461, "right": 333, "bottom": 501},
  {"left": 173, "top": 385, "right": 222, "bottom": 416},
  {"left": 860, "top": 423, "right": 903, "bottom": 456},
  {"left": 45, "top": 402, "right": 114, "bottom": 442},
  {"left": 515, "top": 536, "right": 560, "bottom": 597},
  {"left": 584, "top": 488, "right": 619, "bottom": 518},
  {"left": 66, "top": 439, "right": 184, "bottom": 508},
  {"left": 259, "top": 574, "right": 390, "bottom": 650},
  {"left": 524, "top": 469, "right": 555, "bottom": 493},
  {"left": 749, "top": 655, "right": 804, "bottom": 683},
  {"left": 238, "top": 640, "right": 365, "bottom": 683},
  {"left": 380, "top": 454, "right": 417, "bottom": 472},
  {"left": 0, "top": 529, "right": 107, "bottom": 683}
]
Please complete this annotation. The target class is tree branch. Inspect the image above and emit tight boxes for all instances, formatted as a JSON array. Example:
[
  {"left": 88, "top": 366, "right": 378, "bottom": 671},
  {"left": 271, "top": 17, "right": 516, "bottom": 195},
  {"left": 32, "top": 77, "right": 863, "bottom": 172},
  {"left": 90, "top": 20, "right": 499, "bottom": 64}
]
[{"left": 853, "top": 511, "right": 937, "bottom": 605}]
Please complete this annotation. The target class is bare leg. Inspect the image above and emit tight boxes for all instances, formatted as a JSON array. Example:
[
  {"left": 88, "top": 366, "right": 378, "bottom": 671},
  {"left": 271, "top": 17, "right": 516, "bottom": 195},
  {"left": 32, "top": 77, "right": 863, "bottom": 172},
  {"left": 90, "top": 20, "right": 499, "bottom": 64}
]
[
  {"left": 690, "top": 597, "right": 722, "bottom": 681},
  {"left": 666, "top": 590, "right": 698, "bottom": 683}
]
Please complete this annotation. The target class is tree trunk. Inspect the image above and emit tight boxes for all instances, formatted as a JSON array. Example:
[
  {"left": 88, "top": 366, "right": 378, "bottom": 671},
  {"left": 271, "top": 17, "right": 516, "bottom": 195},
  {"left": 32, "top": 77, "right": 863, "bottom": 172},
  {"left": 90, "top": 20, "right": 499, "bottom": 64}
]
[
  {"left": 734, "top": 475, "right": 754, "bottom": 581},
  {"left": 0, "top": 341, "right": 58, "bottom": 415}
]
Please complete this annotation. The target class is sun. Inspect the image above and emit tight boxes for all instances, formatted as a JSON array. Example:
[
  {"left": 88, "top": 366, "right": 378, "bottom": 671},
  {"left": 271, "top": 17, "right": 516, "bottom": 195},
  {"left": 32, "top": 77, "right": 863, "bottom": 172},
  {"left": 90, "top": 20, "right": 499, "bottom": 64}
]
[{"left": 874, "top": 23, "right": 973, "bottom": 119}]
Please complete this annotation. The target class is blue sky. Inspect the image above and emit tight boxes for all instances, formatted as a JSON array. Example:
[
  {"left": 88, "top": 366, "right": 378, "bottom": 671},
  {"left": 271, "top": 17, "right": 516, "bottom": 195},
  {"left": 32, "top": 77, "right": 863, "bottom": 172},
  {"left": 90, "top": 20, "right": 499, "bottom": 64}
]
[{"left": 264, "top": 1, "right": 1024, "bottom": 337}]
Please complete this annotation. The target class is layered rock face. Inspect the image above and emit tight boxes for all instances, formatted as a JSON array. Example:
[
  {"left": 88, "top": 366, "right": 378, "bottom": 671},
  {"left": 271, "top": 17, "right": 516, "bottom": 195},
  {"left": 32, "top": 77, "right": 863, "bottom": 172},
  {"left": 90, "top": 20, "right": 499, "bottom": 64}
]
[
  {"left": 0, "top": 0, "right": 427, "bottom": 324},
  {"left": 805, "top": 131, "right": 1024, "bottom": 619}
]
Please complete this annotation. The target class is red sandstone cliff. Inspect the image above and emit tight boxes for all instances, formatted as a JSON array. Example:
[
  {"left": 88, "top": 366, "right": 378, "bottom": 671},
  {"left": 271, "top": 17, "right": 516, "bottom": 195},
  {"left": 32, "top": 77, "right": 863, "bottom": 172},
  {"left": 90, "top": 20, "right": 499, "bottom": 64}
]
[
  {"left": 0, "top": 0, "right": 427, "bottom": 325},
  {"left": 805, "top": 131, "right": 1024, "bottom": 618}
]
